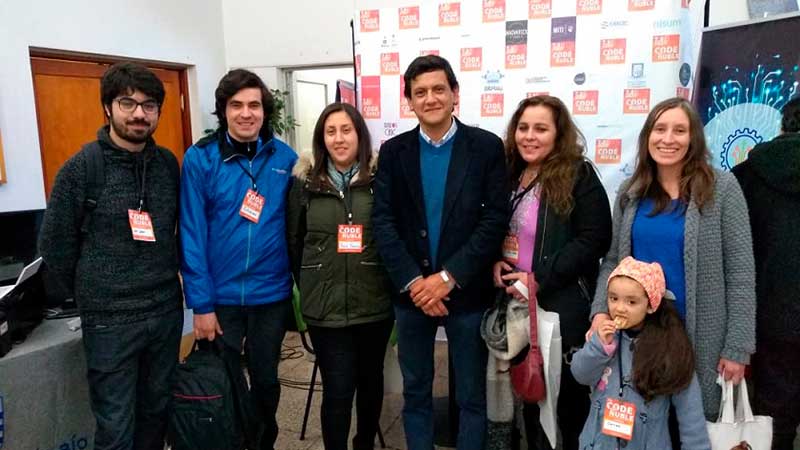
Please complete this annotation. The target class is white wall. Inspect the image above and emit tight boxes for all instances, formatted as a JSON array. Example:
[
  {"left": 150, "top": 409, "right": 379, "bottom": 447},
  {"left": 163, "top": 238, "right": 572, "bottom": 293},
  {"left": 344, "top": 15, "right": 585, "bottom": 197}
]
[{"left": 0, "top": 0, "right": 228, "bottom": 213}]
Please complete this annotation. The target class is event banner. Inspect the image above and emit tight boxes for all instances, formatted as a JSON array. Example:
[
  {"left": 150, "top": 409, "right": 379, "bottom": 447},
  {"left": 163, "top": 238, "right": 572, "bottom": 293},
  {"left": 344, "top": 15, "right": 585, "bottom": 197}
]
[
  {"left": 354, "top": 0, "right": 702, "bottom": 199},
  {"left": 696, "top": 13, "right": 800, "bottom": 171}
]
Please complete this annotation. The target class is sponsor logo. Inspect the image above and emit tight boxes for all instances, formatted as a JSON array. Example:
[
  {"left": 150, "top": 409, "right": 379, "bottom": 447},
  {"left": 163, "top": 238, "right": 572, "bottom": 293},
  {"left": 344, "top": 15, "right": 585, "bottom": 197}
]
[
  {"left": 439, "top": 2, "right": 461, "bottom": 26},
  {"left": 627, "top": 62, "right": 646, "bottom": 88},
  {"left": 380, "top": 34, "right": 398, "bottom": 48},
  {"left": 652, "top": 34, "right": 680, "bottom": 62},
  {"left": 574, "top": 72, "right": 586, "bottom": 85},
  {"left": 461, "top": 47, "right": 483, "bottom": 71},
  {"left": 481, "top": 93, "right": 504, "bottom": 116},
  {"left": 595, "top": 139, "right": 622, "bottom": 164},
  {"left": 628, "top": 0, "right": 655, "bottom": 10},
  {"left": 601, "top": 19, "right": 629, "bottom": 29},
  {"left": 399, "top": 6, "right": 420, "bottom": 29},
  {"left": 526, "top": 75, "right": 550, "bottom": 84},
  {"left": 573, "top": 90, "right": 599, "bottom": 115},
  {"left": 653, "top": 18, "right": 681, "bottom": 30},
  {"left": 600, "top": 38, "right": 626, "bottom": 64},
  {"left": 551, "top": 17, "right": 577, "bottom": 67},
  {"left": 676, "top": 86, "right": 690, "bottom": 99},
  {"left": 482, "top": 70, "right": 505, "bottom": 91},
  {"left": 384, "top": 122, "right": 399, "bottom": 137},
  {"left": 360, "top": 76, "right": 381, "bottom": 119},
  {"left": 360, "top": 10, "right": 380, "bottom": 32},
  {"left": 527, "top": 91, "right": 549, "bottom": 97},
  {"left": 720, "top": 128, "right": 762, "bottom": 171},
  {"left": 506, "top": 20, "right": 528, "bottom": 69},
  {"left": 679, "top": 63, "right": 691, "bottom": 86},
  {"left": 483, "top": 0, "right": 506, "bottom": 22},
  {"left": 623, "top": 88, "right": 650, "bottom": 114},
  {"left": 418, "top": 36, "right": 442, "bottom": 42},
  {"left": 420, "top": 49, "right": 440, "bottom": 56},
  {"left": 380, "top": 52, "right": 400, "bottom": 75},
  {"left": 577, "top": 0, "right": 602, "bottom": 15},
  {"left": 529, "top": 0, "right": 552, "bottom": 18}
]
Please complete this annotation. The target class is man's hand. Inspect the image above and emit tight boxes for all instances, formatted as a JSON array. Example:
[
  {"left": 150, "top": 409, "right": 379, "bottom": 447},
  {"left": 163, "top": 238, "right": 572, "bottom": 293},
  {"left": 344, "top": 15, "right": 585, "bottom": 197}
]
[
  {"left": 410, "top": 272, "right": 454, "bottom": 310},
  {"left": 718, "top": 358, "right": 747, "bottom": 385},
  {"left": 194, "top": 312, "right": 223, "bottom": 341},
  {"left": 421, "top": 298, "right": 449, "bottom": 317},
  {"left": 586, "top": 313, "right": 611, "bottom": 342}
]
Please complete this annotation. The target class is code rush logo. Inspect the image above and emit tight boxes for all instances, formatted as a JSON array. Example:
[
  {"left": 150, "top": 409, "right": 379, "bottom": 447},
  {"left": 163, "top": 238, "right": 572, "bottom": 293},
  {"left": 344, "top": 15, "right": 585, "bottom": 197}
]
[
  {"left": 527, "top": 91, "right": 550, "bottom": 97},
  {"left": 529, "top": 0, "right": 551, "bottom": 18},
  {"left": 483, "top": 0, "right": 506, "bottom": 22},
  {"left": 628, "top": 0, "right": 655, "bottom": 10},
  {"left": 461, "top": 47, "right": 483, "bottom": 71},
  {"left": 506, "top": 20, "right": 528, "bottom": 69},
  {"left": 600, "top": 39, "right": 626, "bottom": 64},
  {"left": 573, "top": 90, "right": 599, "bottom": 115},
  {"left": 481, "top": 93, "right": 504, "bottom": 116},
  {"left": 400, "top": 77, "right": 415, "bottom": 118},
  {"left": 595, "top": 139, "right": 622, "bottom": 164},
  {"left": 623, "top": 88, "right": 650, "bottom": 113},
  {"left": 355, "top": 54, "right": 361, "bottom": 76},
  {"left": 399, "top": 6, "right": 419, "bottom": 29},
  {"left": 420, "top": 49, "right": 440, "bottom": 56},
  {"left": 652, "top": 34, "right": 680, "bottom": 62},
  {"left": 380, "top": 52, "right": 400, "bottom": 75},
  {"left": 439, "top": 3, "right": 461, "bottom": 26},
  {"left": 360, "top": 10, "right": 380, "bottom": 32},
  {"left": 551, "top": 17, "right": 576, "bottom": 67},
  {"left": 577, "top": 0, "right": 602, "bottom": 15},
  {"left": 360, "top": 76, "right": 381, "bottom": 119},
  {"left": 676, "top": 86, "right": 690, "bottom": 99}
]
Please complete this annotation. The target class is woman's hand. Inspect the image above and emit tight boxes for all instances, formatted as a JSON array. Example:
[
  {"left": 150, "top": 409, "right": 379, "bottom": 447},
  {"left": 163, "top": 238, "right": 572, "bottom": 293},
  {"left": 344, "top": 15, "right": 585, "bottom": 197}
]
[
  {"left": 718, "top": 358, "right": 747, "bottom": 385},
  {"left": 501, "top": 271, "right": 529, "bottom": 302},
  {"left": 492, "top": 260, "right": 513, "bottom": 288}
]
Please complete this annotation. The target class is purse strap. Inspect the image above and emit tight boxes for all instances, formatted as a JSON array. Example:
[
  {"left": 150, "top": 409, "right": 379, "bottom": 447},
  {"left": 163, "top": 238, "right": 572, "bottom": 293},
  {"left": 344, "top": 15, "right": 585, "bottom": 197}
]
[{"left": 527, "top": 273, "right": 540, "bottom": 352}]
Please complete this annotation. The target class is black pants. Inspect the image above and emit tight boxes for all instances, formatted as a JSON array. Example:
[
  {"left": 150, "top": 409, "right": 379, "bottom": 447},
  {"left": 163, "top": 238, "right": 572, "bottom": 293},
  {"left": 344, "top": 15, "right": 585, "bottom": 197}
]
[
  {"left": 753, "top": 336, "right": 800, "bottom": 450},
  {"left": 308, "top": 318, "right": 393, "bottom": 450},
  {"left": 83, "top": 308, "right": 183, "bottom": 450},
  {"left": 216, "top": 301, "right": 291, "bottom": 450},
  {"left": 522, "top": 347, "right": 589, "bottom": 450}
]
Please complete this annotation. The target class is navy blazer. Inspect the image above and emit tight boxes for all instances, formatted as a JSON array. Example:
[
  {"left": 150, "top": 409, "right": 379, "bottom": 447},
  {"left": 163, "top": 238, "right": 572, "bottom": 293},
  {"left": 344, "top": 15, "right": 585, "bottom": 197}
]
[{"left": 372, "top": 119, "right": 509, "bottom": 312}]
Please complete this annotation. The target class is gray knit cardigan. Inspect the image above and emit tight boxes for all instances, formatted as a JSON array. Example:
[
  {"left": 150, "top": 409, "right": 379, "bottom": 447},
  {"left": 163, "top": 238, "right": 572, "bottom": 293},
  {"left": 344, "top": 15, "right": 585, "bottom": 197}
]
[{"left": 590, "top": 170, "right": 755, "bottom": 420}]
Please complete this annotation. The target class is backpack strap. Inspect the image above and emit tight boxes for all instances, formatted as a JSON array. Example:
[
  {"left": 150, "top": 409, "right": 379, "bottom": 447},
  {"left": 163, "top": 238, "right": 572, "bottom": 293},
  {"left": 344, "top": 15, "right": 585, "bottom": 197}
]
[{"left": 80, "top": 144, "right": 105, "bottom": 235}]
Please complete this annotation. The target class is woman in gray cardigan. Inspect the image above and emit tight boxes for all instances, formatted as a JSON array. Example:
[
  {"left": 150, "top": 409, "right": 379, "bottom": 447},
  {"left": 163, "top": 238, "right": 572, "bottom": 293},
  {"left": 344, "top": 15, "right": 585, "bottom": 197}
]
[{"left": 589, "top": 97, "right": 755, "bottom": 420}]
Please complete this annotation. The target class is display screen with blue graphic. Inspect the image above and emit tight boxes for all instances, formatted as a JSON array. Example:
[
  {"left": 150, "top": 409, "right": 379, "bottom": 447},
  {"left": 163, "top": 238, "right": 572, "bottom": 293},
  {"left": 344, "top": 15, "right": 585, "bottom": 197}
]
[{"left": 695, "top": 13, "right": 800, "bottom": 170}]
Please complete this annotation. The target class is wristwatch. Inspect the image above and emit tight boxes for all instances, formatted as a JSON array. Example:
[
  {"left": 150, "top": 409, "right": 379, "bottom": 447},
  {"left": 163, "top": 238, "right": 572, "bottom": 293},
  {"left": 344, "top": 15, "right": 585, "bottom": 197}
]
[{"left": 439, "top": 270, "right": 454, "bottom": 288}]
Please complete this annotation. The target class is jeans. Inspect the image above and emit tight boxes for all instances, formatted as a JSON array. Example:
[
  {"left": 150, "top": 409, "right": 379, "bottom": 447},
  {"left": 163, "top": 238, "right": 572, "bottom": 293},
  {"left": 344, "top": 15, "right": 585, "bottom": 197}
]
[
  {"left": 82, "top": 308, "right": 183, "bottom": 450},
  {"left": 215, "top": 300, "right": 290, "bottom": 450},
  {"left": 394, "top": 305, "right": 488, "bottom": 450},
  {"left": 308, "top": 318, "right": 393, "bottom": 450}
]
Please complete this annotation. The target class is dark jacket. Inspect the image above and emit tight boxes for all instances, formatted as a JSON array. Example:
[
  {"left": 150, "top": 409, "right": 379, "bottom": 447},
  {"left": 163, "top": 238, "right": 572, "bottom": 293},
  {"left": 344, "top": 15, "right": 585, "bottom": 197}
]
[
  {"left": 38, "top": 126, "right": 182, "bottom": 326},
  {"left": 372, "top": 119, "right": 510, "bottom": 312},
  {"left": 180, "top": 130, "right": 297, "bottom": 313},
  {"left": 732, "top": 133, "right": 800, "bottom": 340},
  {"left": 286, "top": 153, "right": 393, "bottom": 328},
  {"left": 519, "top": 160, "right": 612, "bottom": 348}
]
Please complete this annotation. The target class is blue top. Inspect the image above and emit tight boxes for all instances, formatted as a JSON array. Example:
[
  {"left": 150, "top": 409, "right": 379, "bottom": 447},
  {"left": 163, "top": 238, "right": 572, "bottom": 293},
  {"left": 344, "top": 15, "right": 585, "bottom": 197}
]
[
  {"left": 419, "top": 134, "right": 454, "bottom": 268},
  {"left": 632, "top": 198, "right": 687, "bottom": 319}
]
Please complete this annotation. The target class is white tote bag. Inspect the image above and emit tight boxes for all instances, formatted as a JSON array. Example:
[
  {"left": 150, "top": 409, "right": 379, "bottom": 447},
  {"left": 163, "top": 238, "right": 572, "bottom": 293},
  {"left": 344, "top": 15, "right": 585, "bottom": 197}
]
[
  {"left": 707, "top": 374, "right": 772, "bottom": 450},
  {"left": 536, "top": 306, "right": 561, "bottom": 449}
]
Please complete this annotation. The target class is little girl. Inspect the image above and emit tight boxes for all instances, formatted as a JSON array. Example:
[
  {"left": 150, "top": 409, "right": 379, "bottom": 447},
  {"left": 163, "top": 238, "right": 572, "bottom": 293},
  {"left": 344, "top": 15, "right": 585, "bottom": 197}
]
[{"left": 572, "top": 256, "right": 711, "bottom": 449}]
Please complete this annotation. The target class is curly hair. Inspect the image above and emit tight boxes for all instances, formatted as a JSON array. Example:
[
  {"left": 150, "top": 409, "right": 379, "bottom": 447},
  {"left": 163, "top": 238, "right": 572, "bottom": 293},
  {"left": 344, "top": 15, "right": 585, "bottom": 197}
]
[{"left": 504, "top": 95, "right": 586, "bottom": 216}]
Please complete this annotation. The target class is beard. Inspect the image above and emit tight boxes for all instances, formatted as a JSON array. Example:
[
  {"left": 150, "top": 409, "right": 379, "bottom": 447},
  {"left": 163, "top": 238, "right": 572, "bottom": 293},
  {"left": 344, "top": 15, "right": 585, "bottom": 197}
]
[{"left": 109, "top": 114, "right": 156, "bottom": 145}]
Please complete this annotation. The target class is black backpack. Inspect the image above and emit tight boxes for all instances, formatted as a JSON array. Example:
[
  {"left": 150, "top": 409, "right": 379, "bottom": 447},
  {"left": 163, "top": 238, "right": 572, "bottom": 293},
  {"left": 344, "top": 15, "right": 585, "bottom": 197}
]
[
  {"left": 78, "top": 143, "right": 180, "bottom": 235},
  {"left": 167, "top": 340, "right": 259, "bottom": 450}
]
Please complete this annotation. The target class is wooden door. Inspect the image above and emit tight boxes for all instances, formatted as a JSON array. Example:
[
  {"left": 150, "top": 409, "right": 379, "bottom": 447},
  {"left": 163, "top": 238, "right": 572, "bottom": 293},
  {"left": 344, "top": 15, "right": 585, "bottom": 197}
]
[{"left": 31, "top": 57, "right": 190, "bottom": 197}]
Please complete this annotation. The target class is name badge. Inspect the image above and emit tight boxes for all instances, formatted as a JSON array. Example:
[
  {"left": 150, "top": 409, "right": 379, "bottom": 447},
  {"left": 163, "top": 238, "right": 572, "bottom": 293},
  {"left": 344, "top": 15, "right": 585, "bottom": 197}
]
[
  {"left": 337, "top": 224, "right": 363, "bottom": 253},
  {"left": 128, "top": 210, "right": 156, "bottom": 242},
  {"left": 602, "top": 397, "right": 637, "bottom": 441},
  {"left": 239, "top": 189, "right": 265, "bottom": 223},
  {"left": 502, "top": 234, "right": 519, "bottom": 264}
]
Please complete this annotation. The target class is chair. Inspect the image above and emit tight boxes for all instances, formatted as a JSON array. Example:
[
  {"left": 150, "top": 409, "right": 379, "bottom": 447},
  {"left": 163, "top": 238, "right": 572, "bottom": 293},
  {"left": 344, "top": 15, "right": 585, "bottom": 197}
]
[{"left": 292, "top": 284, "right": 386, "bottom": 447}]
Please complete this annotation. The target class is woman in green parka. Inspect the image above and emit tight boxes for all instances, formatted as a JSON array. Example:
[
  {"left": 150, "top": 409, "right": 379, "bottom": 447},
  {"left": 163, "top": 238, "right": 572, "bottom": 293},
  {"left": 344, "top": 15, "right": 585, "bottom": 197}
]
[{"left": 286, "top": 102, "right": 393, "bottom": 450}]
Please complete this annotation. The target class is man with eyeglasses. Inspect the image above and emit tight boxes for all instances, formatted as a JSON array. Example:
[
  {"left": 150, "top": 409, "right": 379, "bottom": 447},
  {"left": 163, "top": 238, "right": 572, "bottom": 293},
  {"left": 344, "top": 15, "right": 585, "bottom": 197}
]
[{"left": 39, "top": 62, "right": 182, "bottom": 450}]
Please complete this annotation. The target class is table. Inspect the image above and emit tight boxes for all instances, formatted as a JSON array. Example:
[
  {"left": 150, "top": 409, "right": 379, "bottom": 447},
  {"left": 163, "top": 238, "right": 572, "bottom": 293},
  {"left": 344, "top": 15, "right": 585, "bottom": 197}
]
[{"left": 0, "top": 318, "right": 94, "bottom": 450}]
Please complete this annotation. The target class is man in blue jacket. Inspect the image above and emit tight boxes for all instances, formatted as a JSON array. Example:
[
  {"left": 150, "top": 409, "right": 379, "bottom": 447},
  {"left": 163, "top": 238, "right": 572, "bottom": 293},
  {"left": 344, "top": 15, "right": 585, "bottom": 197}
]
[
  {"left": 372, "top": 55, "right": 509, "bottom": 450},
  {"left": 180, "top": 69, "right": 297, "bottom": 449}
]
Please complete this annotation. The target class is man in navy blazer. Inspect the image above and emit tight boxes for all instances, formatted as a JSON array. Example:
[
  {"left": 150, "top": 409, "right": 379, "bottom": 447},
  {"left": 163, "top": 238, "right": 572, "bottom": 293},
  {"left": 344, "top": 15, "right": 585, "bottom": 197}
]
[{"left": 372, "top": 55, "right": 509, "bottom": 450}]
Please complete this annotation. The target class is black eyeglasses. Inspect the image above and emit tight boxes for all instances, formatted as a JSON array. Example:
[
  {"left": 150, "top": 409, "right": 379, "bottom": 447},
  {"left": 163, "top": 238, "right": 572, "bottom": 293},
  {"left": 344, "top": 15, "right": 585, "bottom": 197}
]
[{"left": 115, "top": 97, "right": 159, "bottom": 114}]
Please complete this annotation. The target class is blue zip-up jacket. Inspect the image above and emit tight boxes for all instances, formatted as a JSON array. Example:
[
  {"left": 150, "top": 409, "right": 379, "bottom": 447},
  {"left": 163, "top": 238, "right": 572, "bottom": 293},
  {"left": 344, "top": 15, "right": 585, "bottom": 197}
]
[
  {"left": 571, "top": 331, "right": 711, "bottom": 450},
  {"left": 180, "top": 130, "right": 298, "bottom": 313}
]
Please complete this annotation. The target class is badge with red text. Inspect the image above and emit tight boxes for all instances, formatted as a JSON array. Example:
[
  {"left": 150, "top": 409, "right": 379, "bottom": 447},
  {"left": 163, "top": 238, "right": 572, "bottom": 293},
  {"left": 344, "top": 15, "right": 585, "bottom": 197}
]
[
  {"left": 338, "top": 224, "right": 364, "bottom": 253},
  {"left": 502, "top": 235, "right": 520, "bottom": 264},
  {"left": 128, "top": 209, "right": 156, "bottom": 242},
  {"left": 602, "top": 397, "right": 636, "bottom": 440},
  {"left": 239, "top": 189, "right": 265, "bottom": 223}
]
